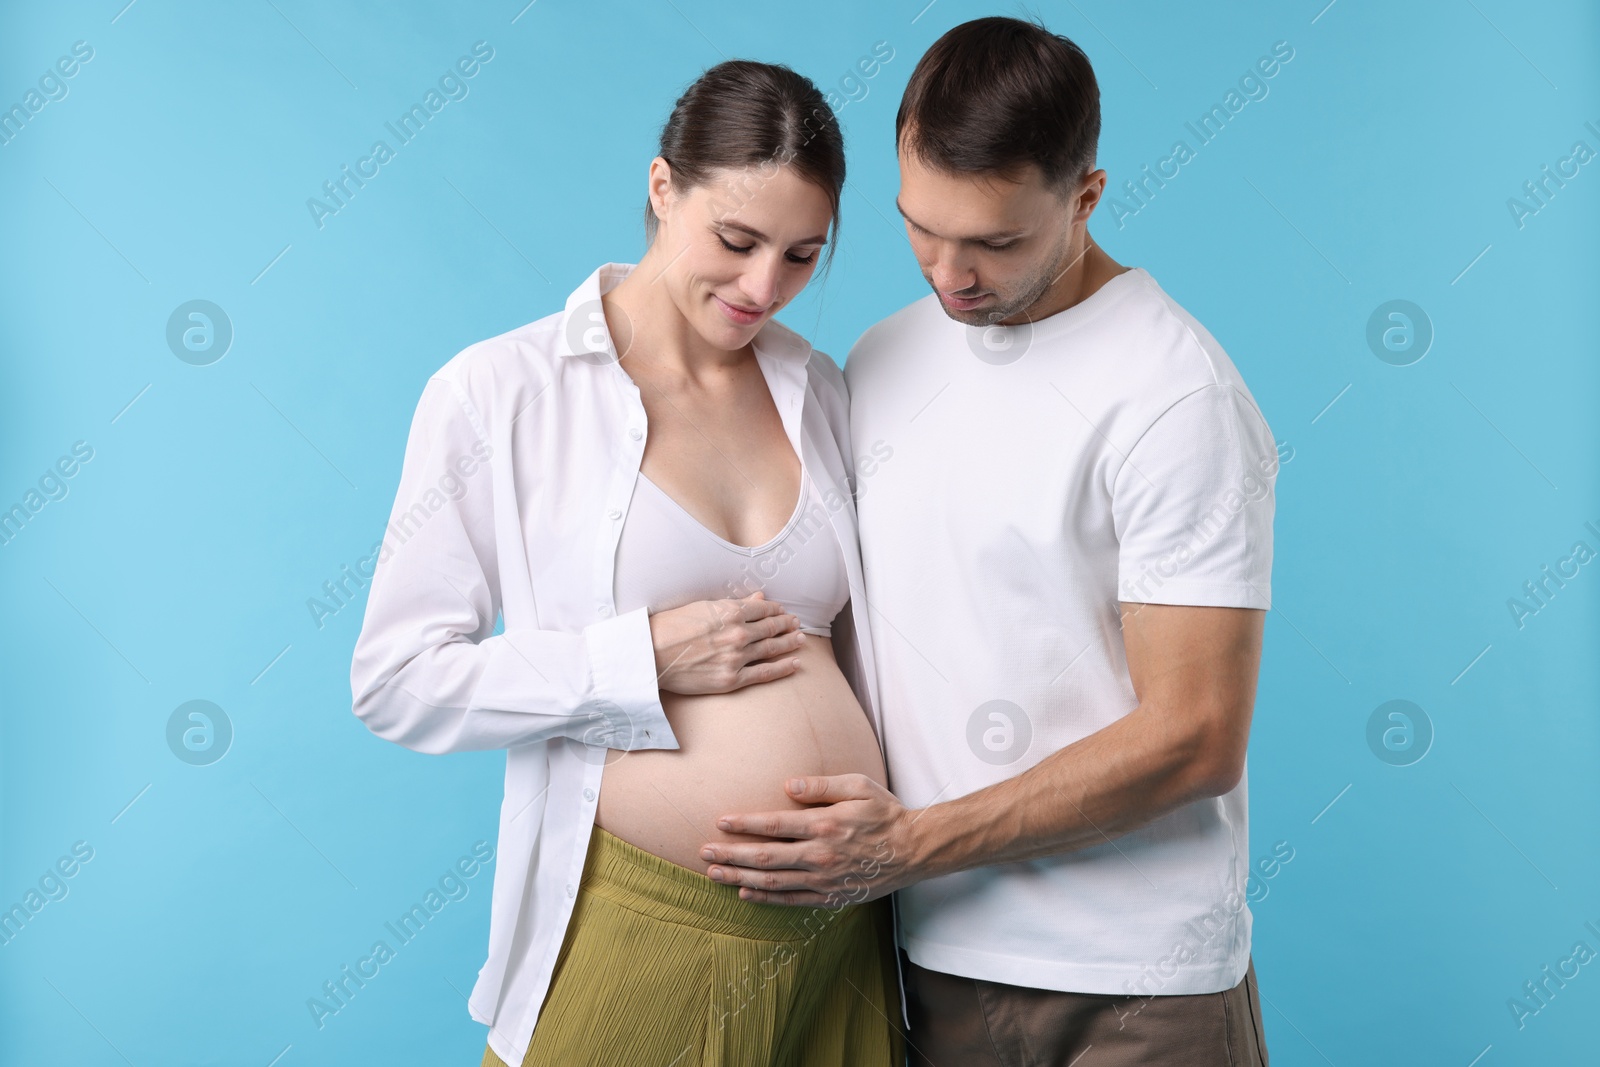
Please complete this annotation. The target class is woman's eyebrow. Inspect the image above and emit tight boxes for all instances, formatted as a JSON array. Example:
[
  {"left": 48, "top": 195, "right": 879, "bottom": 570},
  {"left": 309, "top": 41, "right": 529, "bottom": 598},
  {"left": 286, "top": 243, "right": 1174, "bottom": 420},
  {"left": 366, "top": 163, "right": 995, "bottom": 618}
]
[{"left": 719, "top": 220, "right": 829, "bottom": 246}]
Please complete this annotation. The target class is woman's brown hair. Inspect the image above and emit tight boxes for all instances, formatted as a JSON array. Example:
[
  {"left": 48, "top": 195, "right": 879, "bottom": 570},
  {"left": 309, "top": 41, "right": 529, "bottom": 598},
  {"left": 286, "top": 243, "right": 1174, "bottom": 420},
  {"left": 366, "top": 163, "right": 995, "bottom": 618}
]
[{"left": 646, "top": 60, "right": 845, "bottom": 267}]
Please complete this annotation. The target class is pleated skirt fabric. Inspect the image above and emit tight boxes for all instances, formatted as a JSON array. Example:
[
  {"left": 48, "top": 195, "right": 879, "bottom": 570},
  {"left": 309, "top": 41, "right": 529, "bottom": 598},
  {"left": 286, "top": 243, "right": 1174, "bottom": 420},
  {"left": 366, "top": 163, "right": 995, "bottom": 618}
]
[{"left": 481, "top": 822, "right": 905, "bottom": 1067}]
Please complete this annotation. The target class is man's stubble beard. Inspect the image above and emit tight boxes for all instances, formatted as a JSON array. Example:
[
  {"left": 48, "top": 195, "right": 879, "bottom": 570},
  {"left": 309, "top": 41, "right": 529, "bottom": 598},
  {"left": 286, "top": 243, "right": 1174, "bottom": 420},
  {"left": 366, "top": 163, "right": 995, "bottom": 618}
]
[{"left": 929, "top": 232, "right": 1076, "bottom": 328}]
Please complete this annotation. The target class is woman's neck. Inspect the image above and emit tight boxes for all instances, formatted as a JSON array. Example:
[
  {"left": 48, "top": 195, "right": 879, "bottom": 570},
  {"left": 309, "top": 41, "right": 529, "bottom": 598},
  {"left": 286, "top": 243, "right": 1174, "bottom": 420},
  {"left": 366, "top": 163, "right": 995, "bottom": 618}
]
[{"left": 606, "top": 249, "right": 750, "bottom": 383}]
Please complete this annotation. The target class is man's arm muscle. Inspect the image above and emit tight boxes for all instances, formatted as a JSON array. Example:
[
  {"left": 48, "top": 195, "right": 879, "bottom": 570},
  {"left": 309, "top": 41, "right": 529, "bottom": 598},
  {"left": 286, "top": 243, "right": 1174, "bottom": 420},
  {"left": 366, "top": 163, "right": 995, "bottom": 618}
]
[{"left": 907, "top": 602, "right": 1265, "bottom": 879}]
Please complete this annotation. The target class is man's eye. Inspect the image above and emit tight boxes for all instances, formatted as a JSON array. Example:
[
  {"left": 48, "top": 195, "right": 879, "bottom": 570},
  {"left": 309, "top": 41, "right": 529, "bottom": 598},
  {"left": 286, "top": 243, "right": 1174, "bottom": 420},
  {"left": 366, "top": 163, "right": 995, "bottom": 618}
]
[
  {"left": 718, "top": 235, "right": 754, "bottom": 254},
  {"left": 983, "top": 240, "right": 1017, "bottom": 251}
]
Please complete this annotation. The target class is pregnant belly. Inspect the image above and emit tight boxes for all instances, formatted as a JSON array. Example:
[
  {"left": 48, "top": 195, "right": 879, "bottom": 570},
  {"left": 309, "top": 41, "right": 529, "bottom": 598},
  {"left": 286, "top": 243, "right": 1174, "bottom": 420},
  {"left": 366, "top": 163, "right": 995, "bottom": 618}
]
[{"left": 594, "top": 635, "right": 886, "bottom": 874}]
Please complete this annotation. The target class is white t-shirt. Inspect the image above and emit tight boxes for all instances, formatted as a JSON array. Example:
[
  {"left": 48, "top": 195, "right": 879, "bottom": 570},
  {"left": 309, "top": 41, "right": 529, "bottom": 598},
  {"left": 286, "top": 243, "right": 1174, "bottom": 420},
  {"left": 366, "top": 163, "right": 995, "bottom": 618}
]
[{"left": 844, "top": 267, "right": 1278, "bottom": 997}]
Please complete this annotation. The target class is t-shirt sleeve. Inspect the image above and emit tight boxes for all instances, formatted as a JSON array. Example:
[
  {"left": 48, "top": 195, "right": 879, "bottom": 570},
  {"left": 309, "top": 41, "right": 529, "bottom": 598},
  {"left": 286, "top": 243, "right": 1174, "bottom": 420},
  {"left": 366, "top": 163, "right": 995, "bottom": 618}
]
[{"left": 1111, "top": 383, "right": 1277, "bottom": 609}]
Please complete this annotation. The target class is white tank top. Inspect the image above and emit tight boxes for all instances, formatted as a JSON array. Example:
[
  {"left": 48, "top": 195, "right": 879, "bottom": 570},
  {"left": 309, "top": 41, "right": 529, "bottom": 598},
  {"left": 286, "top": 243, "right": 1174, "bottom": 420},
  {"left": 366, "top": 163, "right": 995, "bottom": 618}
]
[{"left": 613, "top": 464, "right": 850, "bottom": 636}]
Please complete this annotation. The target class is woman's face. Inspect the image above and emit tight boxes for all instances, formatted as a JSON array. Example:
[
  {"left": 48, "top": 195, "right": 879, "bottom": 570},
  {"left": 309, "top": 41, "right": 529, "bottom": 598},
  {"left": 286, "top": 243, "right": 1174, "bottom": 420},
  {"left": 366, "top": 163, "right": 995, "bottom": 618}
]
[{"left": 649, "top": 160, "right": 833, "bottom": 351}]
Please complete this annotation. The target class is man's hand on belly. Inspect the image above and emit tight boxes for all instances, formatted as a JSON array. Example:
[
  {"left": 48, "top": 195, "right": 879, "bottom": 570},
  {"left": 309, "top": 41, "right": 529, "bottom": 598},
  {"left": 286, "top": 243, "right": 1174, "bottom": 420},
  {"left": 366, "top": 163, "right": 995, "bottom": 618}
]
[
  {"left": 699, "top": 603, "right": 1266, "bottom": 903},
  {"left": 697, "top": 774, "right": 917, "bottom": 907}
]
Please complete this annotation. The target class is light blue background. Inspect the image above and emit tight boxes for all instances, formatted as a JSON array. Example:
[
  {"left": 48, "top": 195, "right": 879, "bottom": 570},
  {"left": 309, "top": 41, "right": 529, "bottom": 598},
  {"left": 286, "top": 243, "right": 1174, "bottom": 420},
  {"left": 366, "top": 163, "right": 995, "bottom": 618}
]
[{"left": 2, "top": 1, "right": 1597, "bottom": 1064}]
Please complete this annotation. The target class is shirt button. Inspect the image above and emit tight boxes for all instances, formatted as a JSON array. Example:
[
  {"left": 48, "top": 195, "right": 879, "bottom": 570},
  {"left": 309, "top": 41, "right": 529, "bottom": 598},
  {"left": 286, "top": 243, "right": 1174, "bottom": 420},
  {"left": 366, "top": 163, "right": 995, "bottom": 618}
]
[
  {"left": 583, "top": 788, "right": 595, "bottom": 801},
  {"left": 607, "top": 508, "right": 622, "bottom": 520},
  {"left": 598, "top": 605, "right": 611, "bottom": 616},
  {"left": 566, "top": 883, "right": 576, "bottom": 898},
  {"left": 629, "top": 427, "right": 643, "bottom": 440}
]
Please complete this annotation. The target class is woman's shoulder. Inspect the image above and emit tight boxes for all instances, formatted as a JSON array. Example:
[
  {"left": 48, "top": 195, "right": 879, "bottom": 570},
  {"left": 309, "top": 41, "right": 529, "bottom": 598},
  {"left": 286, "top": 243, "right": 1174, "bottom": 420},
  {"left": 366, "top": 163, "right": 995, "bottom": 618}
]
[
  {"left": 757, "top": 317, "right": 847, "bottom": 406},
  {"left": 805, "top": 348, "right": 848, "bottom": 410},
  {"left": 434, "top": 312, "right": 565, "bottom": 386}
]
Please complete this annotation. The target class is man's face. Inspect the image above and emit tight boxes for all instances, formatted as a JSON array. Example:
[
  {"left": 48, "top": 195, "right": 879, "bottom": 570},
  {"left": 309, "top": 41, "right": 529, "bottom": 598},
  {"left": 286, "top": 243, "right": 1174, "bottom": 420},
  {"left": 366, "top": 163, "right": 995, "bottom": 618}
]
[{"left": 895, "top": 145, "right": 1086, "bottom": 327}]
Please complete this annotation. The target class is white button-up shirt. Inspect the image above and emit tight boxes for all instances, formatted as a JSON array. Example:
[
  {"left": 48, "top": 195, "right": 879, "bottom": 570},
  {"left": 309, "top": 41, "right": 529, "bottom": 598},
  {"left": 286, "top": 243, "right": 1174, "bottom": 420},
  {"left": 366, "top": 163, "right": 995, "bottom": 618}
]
[{"left": 350, "top": 262, "right": 906, "bottom": 1065}]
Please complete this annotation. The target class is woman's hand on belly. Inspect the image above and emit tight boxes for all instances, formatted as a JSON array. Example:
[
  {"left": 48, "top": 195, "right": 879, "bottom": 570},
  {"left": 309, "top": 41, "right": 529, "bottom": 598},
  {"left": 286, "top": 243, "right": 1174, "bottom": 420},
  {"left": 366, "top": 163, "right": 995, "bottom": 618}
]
[
  {"left": 594, "top": 636, "right": 888, "bottom": 874},
  {"left": 648, "top": 591, "right": 808, "bottom": 695}
]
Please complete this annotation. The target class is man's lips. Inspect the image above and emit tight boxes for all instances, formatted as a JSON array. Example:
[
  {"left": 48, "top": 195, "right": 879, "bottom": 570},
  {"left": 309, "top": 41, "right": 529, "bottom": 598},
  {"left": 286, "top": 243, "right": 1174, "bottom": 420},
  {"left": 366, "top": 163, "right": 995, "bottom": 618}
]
[
  {"left": 715, "top": 295, "right": 768, "bottom": 325},
  {"left": 939, "top": 291, "right": 990, "bottom": 311}
]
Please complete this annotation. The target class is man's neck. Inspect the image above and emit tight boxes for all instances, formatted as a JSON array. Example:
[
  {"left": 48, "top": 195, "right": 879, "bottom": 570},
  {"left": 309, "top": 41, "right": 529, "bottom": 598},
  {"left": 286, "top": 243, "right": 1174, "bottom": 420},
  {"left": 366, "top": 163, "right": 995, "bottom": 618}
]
[{"left": 1005, "top": 238, "right": 1128, "bottom": 326}]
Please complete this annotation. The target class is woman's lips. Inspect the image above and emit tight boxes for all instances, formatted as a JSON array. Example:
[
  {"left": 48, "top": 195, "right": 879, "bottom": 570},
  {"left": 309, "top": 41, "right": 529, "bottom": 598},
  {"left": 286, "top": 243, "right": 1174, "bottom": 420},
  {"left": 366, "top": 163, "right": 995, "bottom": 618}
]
[
  {"left": 714, "top": 294, "right": 766, "bottom": 326},
  {"left": 939, "top": 291, "right": 990, "bottom": 312}
]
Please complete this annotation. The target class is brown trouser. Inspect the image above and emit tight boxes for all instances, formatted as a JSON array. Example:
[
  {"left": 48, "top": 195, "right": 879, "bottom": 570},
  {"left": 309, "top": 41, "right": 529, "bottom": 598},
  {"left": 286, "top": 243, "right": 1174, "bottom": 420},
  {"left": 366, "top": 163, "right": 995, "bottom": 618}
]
[{"left": 901, "top": 951, "right": 1269, "bottom": 1067}]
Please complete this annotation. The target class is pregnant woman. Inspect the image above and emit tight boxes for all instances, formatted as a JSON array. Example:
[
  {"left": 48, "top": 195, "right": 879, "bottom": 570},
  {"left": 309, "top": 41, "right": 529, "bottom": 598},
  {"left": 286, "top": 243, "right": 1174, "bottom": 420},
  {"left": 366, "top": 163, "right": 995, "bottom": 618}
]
[{"left": 349, "top": 61, "right": 904, "bottom": 1066}]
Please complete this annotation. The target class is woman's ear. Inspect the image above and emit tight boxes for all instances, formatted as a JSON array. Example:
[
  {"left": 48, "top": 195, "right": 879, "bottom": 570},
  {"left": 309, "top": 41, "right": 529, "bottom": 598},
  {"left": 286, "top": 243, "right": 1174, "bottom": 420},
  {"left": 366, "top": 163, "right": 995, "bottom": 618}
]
[{"left": 646, "top": 157, "right": 675, "bottom": 227}]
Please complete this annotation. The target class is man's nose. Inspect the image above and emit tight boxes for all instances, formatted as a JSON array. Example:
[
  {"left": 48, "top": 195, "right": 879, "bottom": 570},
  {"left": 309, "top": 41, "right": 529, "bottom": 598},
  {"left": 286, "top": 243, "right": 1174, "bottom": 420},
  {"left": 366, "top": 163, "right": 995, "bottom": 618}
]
[{"left": 929, "top": 253, "right": 978, "bottom": 295}]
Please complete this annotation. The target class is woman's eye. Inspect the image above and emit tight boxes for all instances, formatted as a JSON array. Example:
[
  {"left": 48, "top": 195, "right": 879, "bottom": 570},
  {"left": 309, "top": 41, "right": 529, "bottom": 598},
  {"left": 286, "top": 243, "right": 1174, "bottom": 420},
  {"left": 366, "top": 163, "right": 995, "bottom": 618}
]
[
  {"left": 718, "top": 235, "right": 754, "bottom": 254},
  {"left": 787, "top": 251, "right": 818, "bottom": 265}
]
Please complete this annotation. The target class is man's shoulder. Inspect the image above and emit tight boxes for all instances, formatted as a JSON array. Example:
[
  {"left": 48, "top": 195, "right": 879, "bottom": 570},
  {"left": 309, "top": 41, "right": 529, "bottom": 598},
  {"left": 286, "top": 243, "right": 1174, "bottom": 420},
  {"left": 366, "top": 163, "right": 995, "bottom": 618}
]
[
  {"left": 843, "top": 293, "right": 943, "bottom": 385},
  {"left": 1110, "top": 270, "right": 1271, "bottom": 436},
  {"left": 1116, "top": 270, "right": 1250, "bottom": 391}
]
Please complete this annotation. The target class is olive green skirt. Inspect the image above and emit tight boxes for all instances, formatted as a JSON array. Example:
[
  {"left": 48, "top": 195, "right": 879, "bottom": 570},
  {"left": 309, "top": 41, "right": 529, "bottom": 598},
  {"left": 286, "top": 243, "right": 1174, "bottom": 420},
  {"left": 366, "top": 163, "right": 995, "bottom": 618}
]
[{"left": 482, "top": 823, "right": 904, "bottom": 1067}]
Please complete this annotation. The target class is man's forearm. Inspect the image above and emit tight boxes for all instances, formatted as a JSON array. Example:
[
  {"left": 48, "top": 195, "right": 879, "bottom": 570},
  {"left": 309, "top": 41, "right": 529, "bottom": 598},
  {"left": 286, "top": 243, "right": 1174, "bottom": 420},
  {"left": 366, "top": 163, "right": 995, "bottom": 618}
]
[{"left": 904, "top": 700, "right": 1229, "bottom": 880}]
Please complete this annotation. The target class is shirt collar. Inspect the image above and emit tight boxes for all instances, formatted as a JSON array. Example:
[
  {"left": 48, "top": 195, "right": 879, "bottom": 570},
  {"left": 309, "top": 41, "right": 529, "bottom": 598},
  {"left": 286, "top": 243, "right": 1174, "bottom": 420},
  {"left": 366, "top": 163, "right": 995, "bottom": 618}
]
[{"left": 553, "top": 262, "right": 813, "bottom": 366}]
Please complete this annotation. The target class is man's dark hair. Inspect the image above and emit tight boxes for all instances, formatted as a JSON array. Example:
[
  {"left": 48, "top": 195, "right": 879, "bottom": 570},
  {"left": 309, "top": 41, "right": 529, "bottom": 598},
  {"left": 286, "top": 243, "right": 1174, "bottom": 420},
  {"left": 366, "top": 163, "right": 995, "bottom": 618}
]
[{"left": 896, "top": 16, "right": 1100, "bottom": 192}]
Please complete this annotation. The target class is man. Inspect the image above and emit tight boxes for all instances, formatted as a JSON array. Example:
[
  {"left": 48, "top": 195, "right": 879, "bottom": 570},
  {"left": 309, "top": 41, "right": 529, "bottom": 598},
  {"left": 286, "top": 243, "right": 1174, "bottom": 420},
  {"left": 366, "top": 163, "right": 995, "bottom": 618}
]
[{"left": 698, "top": 16, "right": 1279, "bottom": 1064}]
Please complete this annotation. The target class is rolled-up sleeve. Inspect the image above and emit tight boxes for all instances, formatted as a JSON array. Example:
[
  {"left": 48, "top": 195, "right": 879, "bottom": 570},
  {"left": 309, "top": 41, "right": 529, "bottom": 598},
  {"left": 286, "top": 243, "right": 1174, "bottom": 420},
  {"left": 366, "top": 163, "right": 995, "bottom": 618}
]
[{"left": 350, "top": 373, "right": 678, "bottom": 755}]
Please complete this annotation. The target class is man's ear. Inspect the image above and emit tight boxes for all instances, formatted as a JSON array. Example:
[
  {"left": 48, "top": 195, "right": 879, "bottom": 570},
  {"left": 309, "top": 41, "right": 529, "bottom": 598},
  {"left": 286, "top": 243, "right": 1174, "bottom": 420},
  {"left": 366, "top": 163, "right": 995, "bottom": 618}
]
[{"left": 1071, "top": 168, "right": 1107, "bottom": 225}]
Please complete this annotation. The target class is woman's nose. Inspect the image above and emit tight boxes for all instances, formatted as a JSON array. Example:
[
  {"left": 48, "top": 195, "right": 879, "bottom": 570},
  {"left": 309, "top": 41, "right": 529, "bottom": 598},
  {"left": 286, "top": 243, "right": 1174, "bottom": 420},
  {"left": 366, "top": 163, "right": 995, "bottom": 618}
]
[{"left": 741, "top": 258, "right": 783, "bottom": 309}]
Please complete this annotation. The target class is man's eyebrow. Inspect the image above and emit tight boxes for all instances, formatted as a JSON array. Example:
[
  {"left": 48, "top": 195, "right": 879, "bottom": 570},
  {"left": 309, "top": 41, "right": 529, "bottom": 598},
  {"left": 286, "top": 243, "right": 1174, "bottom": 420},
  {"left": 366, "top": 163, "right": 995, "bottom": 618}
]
[
  {"left": 892, "top": 198, "right": 1027, "bottom": 243},
  {"left": 719, "top": 220, "right": 829, "bottom": 246}
]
